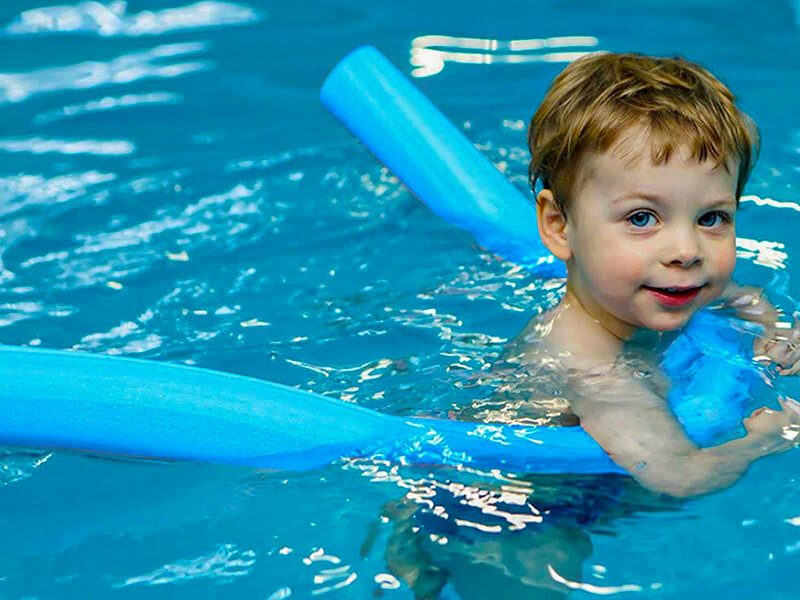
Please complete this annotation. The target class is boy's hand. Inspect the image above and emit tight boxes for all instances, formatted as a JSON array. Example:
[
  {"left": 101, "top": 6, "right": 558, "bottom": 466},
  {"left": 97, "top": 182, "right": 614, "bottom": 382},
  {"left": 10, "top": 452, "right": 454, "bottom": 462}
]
[
  {"left": 754, "top": 315, "right": 800, "bottom": 375},
  {"left": 721, "top": 284, "right": 779, "bottom": 328},
  {"left": 743, "top": 397, "right": 800, "bottom": 455},
  {"left": 720, "top": 283, "right": 800, "bottom": 375}
]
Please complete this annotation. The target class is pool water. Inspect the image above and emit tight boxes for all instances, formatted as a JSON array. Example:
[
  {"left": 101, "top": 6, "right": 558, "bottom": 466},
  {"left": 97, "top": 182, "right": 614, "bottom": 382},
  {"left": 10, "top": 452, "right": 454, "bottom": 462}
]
[{"left": 1, "top": 0, "right": 800, "bottom": 598}]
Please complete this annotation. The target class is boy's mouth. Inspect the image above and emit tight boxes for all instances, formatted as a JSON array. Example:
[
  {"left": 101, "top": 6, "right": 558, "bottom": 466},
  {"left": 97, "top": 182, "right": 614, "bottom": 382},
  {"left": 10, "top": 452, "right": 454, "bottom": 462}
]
[{"left": 642, "top": 284, "right": 705, "bottom": 307}]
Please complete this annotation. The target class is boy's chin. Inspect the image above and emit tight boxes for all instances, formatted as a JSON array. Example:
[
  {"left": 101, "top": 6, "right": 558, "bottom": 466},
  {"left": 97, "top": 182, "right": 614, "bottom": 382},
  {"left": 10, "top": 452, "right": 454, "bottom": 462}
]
[{"left": 640, "top": 312, "right": 697, "bottom": 332}]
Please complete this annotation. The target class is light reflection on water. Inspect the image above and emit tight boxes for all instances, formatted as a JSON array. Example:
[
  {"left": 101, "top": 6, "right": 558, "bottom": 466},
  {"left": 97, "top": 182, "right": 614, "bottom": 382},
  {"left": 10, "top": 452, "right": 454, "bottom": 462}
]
[
  {"left": 115, "top": 543, "right": 258, "bottom": 588},
  {"left": 33, "top": 91, "right": 183, "bottom": 125},
  {"left": 345, "top": 456, "right": 671, "bottom": 598},
  {"left": 410, "top": 34, "right": 600, "bottom": 78},
  {"left": 0, "top": 42, "right": 211, "bottom": 105},
  {"left": 3, "top": 1, "right": 261, "bottom": 38},
  {"left": 0, "top": 136, "right": 135, "bottom": 155}
]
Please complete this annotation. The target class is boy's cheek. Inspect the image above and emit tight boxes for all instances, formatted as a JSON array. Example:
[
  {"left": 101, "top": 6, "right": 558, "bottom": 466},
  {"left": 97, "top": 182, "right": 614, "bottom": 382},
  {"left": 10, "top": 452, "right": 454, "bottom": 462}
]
[
  {"left": 718, "top": 248, "right": 737, "bottom": 281},
  {"left": 704, "top": 250, "right": 737, "bottom": 303}
]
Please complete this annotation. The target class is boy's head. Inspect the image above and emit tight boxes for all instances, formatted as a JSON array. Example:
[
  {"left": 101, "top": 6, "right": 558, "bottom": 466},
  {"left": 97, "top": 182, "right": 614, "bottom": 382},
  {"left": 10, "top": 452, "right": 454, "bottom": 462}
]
[{"left": 528, "top": 53, "right": 760, "bottom": 337}]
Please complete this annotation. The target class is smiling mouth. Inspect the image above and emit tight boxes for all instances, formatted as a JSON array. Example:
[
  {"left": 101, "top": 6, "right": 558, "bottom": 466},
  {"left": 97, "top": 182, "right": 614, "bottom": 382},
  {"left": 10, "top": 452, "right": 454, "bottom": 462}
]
[{"left": 642, "top": 284, "right": 705, "bottom": 307}]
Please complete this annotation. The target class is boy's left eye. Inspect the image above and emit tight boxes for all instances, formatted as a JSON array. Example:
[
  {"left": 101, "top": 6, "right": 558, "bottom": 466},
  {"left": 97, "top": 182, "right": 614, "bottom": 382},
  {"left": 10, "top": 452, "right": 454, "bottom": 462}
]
[{"left": 698, "top": 211, "right": 730, "bottom": 227}]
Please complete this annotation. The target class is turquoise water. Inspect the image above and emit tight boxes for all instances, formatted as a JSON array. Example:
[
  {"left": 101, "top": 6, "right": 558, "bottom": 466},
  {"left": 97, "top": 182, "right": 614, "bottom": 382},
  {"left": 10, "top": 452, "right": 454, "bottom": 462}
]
[{"left": 1, "top": 0, "right": 800, "bottom": 597}]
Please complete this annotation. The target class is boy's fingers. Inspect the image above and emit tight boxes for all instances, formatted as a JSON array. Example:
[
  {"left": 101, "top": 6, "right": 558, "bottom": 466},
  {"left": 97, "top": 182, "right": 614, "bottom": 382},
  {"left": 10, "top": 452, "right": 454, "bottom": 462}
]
[
  {"left": 768, "top": 327, "right": 800, "bottom": 364},
  {"left": 785, "top": 363, "right": 800, "bottom": 376},
  {"left": 789, "top": 329, "right": 800, "bottom": 356},
  {"left": 777, "top": 362, "right": 800, "bottom": 376},
  {"left": 778, "top": 398, "right": 800, "bottom": 420},
  {"left": 787, "top": 407, "right": 800, "bottom": 426},
  {"left": 780, "top": 397, "right": 800, "bottom": 414}
]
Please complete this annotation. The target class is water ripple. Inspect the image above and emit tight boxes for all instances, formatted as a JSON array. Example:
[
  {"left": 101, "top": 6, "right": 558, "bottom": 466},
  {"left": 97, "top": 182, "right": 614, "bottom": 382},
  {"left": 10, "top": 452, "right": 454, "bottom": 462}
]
[
  {"left": 0, "top": 137, "right": 134, "bottom": 156},
  {"left": 742, "top": 194, "right": 800, "bottom": 214},
  {"left": 0, "top": 42, "right": 209, "bottom": 105},
  {"left": 410, "top": 34, "right": 600, "bottom": 78},
  {"left": 737, "top": 237, "right": 788, "bottom": 270},
  {"left": 34, "top": 91, "right": 183, "bottom": 124},
  {"left": 0, "top": 300, "right": 75, "bottom": 328},
  {"left": 74, "top": 319, "right": 164, "bottom": 355},
  {"left": 302, "top": 547, "right": 358, "bottom": 596},
  {"left": 115, "top": 543, "right": 256, "bottom": 587},
  {"left": 4, "top": 1, "right": 261, "bottom": 38},
  {"left": 0, "top": 449, "right": 51, "bottom": 486},
  {"left": 0, "top": 171, "right": 116, "bottom": 218}
]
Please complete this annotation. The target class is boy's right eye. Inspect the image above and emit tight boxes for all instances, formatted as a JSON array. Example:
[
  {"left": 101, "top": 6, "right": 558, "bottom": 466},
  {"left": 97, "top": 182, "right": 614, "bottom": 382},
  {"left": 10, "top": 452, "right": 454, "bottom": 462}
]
[{"left": 627, "top": 211, "right": 657, "bottom": 228}]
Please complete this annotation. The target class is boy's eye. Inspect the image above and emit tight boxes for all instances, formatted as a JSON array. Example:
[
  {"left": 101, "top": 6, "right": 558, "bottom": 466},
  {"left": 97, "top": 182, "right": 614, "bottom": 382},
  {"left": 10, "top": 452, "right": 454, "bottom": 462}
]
[
  {"left": 627, "top": 211, "right": 657, "bottom": 228},
  {"left": 698, "top": 211, "right": 730, "bottom": 227}
]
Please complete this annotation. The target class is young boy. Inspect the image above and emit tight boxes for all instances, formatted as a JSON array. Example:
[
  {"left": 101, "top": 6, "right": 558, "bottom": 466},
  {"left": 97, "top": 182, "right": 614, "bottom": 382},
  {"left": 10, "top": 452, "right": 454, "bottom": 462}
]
[
  {"left": 522, "top": 51, "right": 800, "bottom": 498},
  {"left": 380, "top": 52, "right": 800, "bottom": 600}
]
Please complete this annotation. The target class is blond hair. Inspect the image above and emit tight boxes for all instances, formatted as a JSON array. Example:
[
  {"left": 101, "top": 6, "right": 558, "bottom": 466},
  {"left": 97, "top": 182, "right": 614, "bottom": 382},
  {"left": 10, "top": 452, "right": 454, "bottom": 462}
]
[{"left": 528, "top": 52, "right": 759, "bottom": 211}]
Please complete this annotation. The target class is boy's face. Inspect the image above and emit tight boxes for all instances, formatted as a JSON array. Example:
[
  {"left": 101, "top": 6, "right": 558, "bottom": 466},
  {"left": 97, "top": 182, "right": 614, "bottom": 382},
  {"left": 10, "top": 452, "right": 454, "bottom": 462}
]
[{"left": 559, "top": 133, "right": 738, "bottom": 338}]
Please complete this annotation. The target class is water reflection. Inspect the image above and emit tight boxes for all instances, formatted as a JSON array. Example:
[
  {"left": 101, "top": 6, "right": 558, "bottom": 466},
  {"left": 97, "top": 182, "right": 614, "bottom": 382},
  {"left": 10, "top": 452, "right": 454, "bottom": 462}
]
[
  {"left": 0, "top": 171, "right": 116, "bottom": 218},
  {"left": 34, "top": 91, "right": 183, "bottom": 124},
  {"left": 4, "top": 1, "right": 260, "bottom": 37},
  {"left": 115, "top": 543, "right": 257, "bottom": 588},
  {"left": 736, "top": 236, "right": 788, "bottom": 270},
  {"left": 0, "top": 448, "right": 51, "bottom": 486},
  {"left": 0, "top": 42, "right": 209, "bottom": 105},
  {"left": 349, "top": 457, "right": 658, "bottom": 598},
  {"left": 0, "top": 137, "right": 134, "bottom": 156},
  {"left": 742, "top": 193, "right": 800, "bottom": 214},
  {"left": 301, "top": 547, "right": 359, "bottom": 595},
  {"left": 410, "top": 34, "right": 600, "bottom": 78}
]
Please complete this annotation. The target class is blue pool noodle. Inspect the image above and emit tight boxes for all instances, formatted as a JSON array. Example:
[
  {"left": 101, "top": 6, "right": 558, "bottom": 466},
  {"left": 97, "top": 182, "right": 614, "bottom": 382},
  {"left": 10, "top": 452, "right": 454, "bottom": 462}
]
[
  {"left": 0, "top": 46, "right": 755, "bottom": 475},
  {"left": 320, "top": 46, "right": 564, "bottom": 278},
  {"left": 0, "top": 345, "right": 622, "bottom": 473}
]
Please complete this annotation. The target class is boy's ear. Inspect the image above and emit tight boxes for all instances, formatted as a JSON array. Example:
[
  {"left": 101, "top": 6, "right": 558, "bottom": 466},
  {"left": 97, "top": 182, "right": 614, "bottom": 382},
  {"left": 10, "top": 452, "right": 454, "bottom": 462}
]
[{"left": 536, "top": 189, "right": 572, "bottom": 261}]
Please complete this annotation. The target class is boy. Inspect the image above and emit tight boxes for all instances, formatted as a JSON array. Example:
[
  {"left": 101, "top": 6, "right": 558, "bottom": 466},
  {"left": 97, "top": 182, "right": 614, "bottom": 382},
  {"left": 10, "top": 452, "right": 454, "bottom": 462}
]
[
  {"left": 380, "top": 52, "right": 800, "bottom": 599},
  {"left": 523, "top": 51, "right": 800, "bottom": 498}
]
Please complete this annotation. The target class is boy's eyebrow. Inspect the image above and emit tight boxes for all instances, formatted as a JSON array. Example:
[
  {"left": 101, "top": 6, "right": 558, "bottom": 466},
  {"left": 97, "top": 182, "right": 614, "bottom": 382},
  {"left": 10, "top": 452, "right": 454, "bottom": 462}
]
[
  {"left": 612, "top": 192, "right": 663, "bottom": 204},
  {"left": 612, "top": 192, "right": 736, "bottom": 207},
  {"left": 705, "top": 197, "right": 737, "bottom": 209}
]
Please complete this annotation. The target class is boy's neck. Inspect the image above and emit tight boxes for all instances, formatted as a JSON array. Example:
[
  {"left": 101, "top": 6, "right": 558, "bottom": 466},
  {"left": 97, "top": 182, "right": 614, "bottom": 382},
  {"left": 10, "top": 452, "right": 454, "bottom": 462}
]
[
  {"left": 555, "top": 285, "right": 676, "bottom": 358},
  {"left": 563, "top": 284, "right": 633, "bottom": 341}
]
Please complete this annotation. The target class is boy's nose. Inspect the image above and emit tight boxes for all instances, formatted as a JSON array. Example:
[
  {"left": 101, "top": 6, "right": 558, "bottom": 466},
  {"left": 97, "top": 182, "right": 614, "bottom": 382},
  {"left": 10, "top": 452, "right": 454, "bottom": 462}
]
[
  {"left": 664, "top": 232, "right": 702, "bottom": 268},
  {"left": 668, "top": 252, "right": 702, "bottom": 268}
]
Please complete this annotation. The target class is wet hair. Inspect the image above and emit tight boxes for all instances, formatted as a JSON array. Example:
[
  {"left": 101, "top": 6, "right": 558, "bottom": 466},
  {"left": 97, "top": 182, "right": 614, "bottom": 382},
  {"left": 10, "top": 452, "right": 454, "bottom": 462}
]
[{"left": 527, "top": 52, "right": 760, "bottom": 212}]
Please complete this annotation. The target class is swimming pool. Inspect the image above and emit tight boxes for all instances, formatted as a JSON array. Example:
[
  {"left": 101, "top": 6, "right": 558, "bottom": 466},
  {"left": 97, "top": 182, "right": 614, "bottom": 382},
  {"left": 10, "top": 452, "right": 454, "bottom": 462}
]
[{"left": 1, "top": 0, "right": 799, "bottom": 597}]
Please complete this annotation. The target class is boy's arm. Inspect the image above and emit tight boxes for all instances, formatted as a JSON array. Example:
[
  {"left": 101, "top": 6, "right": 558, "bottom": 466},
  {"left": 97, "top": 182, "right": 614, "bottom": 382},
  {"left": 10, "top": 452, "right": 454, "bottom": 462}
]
[{"left": 570, "top": 371, "right": 800, "bottom": 498}]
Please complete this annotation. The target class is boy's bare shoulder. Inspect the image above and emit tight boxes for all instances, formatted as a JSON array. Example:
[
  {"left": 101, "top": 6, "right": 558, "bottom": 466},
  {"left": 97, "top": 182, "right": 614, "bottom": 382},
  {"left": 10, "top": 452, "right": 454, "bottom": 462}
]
[
  {"left": 510, "top": 305, "right": 619, "bottom": 373},
  {"left": 511, "top": 306, "right": 671, "bottom": 405}
]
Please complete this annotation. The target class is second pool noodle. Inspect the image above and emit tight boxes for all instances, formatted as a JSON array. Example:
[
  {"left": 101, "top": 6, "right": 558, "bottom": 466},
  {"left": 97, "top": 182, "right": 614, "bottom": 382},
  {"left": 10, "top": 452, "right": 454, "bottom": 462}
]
[{"left": 0, "top": 46, "right": 758, "bottom": 476}]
